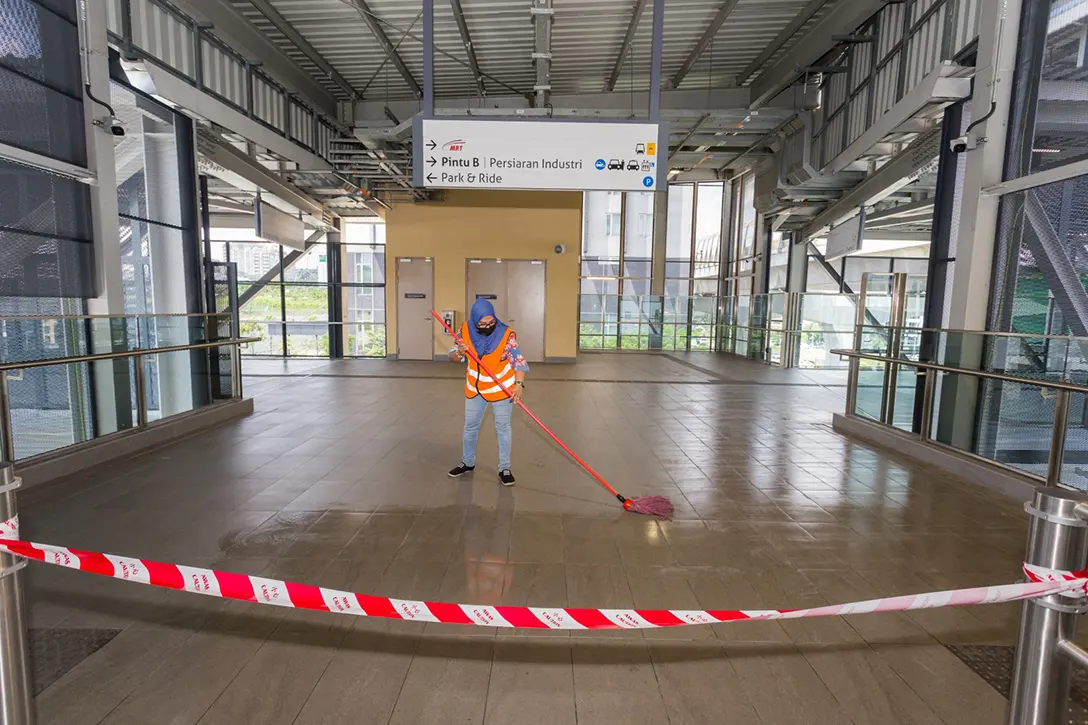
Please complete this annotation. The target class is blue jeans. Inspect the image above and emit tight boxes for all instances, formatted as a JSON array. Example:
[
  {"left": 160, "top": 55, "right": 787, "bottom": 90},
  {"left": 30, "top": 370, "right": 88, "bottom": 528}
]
[{"left": 462, "top": 395, "right": 512, "bottom": 471}]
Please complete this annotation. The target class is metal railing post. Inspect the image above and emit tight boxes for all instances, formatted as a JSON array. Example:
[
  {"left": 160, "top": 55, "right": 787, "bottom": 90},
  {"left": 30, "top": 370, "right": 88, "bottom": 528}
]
[
  {"left": 133, "top": 355, "right": 148, "bottom": 428},
  {"left": 0, "top": 464, "right": 33, "bottom": 725},
  {"left": 1047, "top": 388, "right": 1071, "bottom": 487},
  {"left": 846, "top": 278, "right": 869, "bottom": 416},
  {"left": 230, "top": 345, "right": 243, "bottom": 399},
  {"left": 919, "top": 367, "right": 937, "bottom": 441},
  {"left": 881, "top": 273, "right": 908, "bottom": 425},
  {"left": 1008, "top": 488, "right": 1088, "bottom": 724},
  {"left": 0, "top": 377, "right": 12, "bottom": 464}
]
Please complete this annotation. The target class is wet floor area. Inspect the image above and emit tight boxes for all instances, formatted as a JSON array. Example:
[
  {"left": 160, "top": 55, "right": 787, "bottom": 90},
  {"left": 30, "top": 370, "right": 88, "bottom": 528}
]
[{"left": 21, "top": 353, "right": 1029, "bottom": 723}]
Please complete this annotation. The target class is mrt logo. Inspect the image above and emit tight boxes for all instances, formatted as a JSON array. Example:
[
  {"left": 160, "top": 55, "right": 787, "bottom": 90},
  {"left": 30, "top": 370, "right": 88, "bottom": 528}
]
[{"left": 443, "top": 139, "right": 466, "bottom": 151}]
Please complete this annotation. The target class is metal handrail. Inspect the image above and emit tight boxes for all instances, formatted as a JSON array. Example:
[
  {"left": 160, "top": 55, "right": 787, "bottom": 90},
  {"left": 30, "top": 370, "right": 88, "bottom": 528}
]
[
  {"left": 855, "top": 325, "right": 1088, "bottom": 343},
  {"left": 834, "top": 347, "right": 1085, "bottom": 487},
  {"left": 831, "top": 349, "right": 1088, "bottom": 395},
  {"left": 0, "top": 337, "right": 258, "bottom": 373},
  {"left": 0, "top": 312, "right": 230, "bottom": 322},
  {"left": 0, "top": 337, "right": 258, "bottom": 462}
]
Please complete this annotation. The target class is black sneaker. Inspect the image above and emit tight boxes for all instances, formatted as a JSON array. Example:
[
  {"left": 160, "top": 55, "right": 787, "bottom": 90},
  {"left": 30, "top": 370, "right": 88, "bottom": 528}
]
[
  {"left": 499, "top": 469, "right": 516, "bottom": 486},
  {"left": 448, "top": 463, "right": 475, "bottom": 478}
]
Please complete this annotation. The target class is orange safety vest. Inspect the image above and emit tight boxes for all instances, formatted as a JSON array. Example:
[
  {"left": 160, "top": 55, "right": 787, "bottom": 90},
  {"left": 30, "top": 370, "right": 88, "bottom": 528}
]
[{"left": 461, "top": 321, "right": 516, "bottom": 402}]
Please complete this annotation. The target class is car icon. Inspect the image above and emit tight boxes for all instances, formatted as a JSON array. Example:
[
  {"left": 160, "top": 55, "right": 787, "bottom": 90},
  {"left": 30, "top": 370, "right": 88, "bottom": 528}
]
[
  {"left": 641, "top": 160, "right": 652, "bottom": 172},
  {"left": 635, "top": 143, "right": 646, "bottom": 155},
  {"left": 626, "top": 159, "right": 640, "bottom": 171},
  {"left": 607, "top": 159, "right": 623, "bottom": 170}
]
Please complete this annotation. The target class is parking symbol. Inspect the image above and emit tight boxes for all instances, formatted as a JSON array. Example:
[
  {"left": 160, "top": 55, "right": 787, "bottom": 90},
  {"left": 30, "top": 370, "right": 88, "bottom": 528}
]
[
  {"left": 642, "top": 176, "right": 654, "bottom": 188},
  {"left": 595, "top": 159, "right": 606, "bottom": 171}
]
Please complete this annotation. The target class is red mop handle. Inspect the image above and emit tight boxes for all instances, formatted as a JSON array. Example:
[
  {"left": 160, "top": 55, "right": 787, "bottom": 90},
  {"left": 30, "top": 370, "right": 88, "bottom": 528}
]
[{"left": 431, "top": 310, "right": 625, "bottom": 502}]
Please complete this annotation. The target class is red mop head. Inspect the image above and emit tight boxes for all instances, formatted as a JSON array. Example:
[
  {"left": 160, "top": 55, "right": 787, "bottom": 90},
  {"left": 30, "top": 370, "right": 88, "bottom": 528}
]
[{"left": 623, "top": 495, "right": 675, "bottom": 520}]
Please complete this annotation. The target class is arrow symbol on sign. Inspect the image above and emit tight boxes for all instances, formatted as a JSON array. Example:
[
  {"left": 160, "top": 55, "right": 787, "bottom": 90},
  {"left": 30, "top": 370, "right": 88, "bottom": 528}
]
[
  {"left": 426, "top": 140, "right": 436, "bottom": 150},
  {"left": 428, "top": 156, "right": 437, "bottom": 166},
  {"left": 426, "top": 173, "right": 435, "bottom": 183}
]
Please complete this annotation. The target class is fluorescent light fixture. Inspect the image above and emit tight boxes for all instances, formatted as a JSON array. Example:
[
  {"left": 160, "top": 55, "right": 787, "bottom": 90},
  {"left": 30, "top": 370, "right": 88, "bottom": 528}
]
[
  {"left": 667, "top": 169, "right": 681, "bottom": 177},
  {"left": 1033, "top": 148, "right": 1062, "bottom": 153}
]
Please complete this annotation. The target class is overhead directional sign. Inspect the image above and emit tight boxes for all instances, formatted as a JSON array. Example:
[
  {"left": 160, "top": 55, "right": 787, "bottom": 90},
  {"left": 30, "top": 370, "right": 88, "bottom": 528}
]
[{"left": 413, "top": 118, "right": 667, "bottom": 192}]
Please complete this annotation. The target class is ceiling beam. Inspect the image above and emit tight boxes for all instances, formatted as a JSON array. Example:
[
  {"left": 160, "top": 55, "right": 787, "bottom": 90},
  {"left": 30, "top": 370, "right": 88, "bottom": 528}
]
[
  {"left": 346, "top": 0, "right": 422, "bottom": 98},
  {"left": 448, "top": 0, "right": 485, "bottom": 96},
  {"left": 607, "top": 0, "right": 649, "bottom": 92},
  {"left": 735, "top": 0, "right": 831, "bottom": 87},
  {"left": 244, "top": 0, "right": 358, "bottom": 99},
  {"left": 671, "top": 0, "right": 742, "bottom": 88},
  {"left": 749, "top": 0, "right": 887, "bottom": 109},
  {"left": 198, "top": 133, "right": 325, "bottom": 218},
  {"left": 353, "top": 86, "right": 755, "bottom": 120},
  {"left": 802, "top": 128, "right": 941, "bottom": 240},
  {"left": 668, "top": 113, "right": 710, "bottom": 162},
  {"left": 171, "top": 0, "right": 339, "bottom": 117}
]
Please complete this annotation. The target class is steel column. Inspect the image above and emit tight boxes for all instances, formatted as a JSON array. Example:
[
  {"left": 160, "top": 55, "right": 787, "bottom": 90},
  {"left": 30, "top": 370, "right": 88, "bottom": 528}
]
[
  {"left": 0, "top": 464, "right": 33, "bottom": 725},
  {"left": 648, "top": 0, "right": 664, "bottom": 121},
  {"left": 1008, "top": 488, "right": 1088, "bottom": 724},
  {"left": 423, "top": 0, "right": 434, "bottom": 116}
]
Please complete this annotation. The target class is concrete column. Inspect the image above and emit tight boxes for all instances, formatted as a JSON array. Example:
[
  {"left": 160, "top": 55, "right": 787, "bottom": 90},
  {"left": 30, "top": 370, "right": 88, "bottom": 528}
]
[
  {"left": 938, "top": 0, "right": 1023, "bottom": 450},
  {"left": 81, "top": 1, "right": 131, "bottom": 434},
  {"left": 144, "top": 115, "right": 194, "bottom": 417},
  {"left": 946, "top": 0, "right": 1023, "bottom": 330},
  {"left": 787, "top": 235, "right": 807, "bottom": 293}
]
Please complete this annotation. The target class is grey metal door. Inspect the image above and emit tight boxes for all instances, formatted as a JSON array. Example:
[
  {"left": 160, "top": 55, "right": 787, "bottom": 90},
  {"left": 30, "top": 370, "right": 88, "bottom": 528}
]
[
  {"left": 396, "top": 258, "right": 434, "bottom": 361},
  {"left": 506, "top": 260, "right": 546, "bottom": 362},
  {"left": 466, "top": 259, "right": 508, "bottom": 320}
]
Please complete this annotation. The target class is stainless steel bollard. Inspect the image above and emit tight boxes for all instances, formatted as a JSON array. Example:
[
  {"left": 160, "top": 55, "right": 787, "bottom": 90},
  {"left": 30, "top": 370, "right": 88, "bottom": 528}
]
[
  {"left": 0, "top": 465, "right": 34, "bottom": 724},
  {"left": 1008, "top": 487, "right": 1088, "bottom": 724}
]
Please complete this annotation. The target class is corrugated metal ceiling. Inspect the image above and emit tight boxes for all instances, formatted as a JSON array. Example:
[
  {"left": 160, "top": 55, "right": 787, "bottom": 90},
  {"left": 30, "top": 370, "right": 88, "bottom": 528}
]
[{"left": 229, "top": 0, "right": 839, "bottom": 102}]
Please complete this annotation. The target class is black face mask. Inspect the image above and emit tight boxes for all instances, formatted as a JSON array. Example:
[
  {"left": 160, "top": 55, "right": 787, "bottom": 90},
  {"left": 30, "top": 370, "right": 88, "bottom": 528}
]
[{"left": 476, "top": 323, "right": 497, "bottom": 336}]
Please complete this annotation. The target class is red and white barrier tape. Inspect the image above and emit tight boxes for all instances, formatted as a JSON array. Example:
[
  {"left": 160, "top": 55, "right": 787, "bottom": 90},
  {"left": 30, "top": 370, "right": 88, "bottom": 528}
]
[{"left": 0, "top": 516, "right": 1083, "bottom": 629}]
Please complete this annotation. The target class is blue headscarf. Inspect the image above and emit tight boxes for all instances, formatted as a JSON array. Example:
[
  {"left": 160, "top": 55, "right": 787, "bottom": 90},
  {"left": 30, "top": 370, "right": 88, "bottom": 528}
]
[{"left": 468, "top": 298, "right": 508, "bottom": 356}]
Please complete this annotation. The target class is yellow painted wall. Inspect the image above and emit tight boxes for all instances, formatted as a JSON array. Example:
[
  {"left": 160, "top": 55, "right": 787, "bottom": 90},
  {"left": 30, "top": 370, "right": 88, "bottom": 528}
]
[{"left": 384, "top": 190, "right": 582, "bottom": 360}]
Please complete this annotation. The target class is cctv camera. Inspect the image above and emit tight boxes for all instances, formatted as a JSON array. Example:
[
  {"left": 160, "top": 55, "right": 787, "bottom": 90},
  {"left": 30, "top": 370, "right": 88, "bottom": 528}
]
[
  {"left": 554, "top": 244, "right": 565, "bottom": 254},
  {"left": 96, "top": 116, "right": 125, "bottom": 137},
  {"left": 949, "top": 135, "right": 970, "bottom": 154}
]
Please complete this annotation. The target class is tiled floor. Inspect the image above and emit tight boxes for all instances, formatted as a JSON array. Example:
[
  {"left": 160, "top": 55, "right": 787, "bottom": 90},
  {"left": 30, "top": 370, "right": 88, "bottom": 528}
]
[{"left": 21, "top": 353, "right": 1029, "bottom": 724}]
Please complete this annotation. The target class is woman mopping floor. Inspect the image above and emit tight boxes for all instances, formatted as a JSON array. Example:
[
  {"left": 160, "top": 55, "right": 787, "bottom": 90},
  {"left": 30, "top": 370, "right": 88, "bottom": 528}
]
[
  {"left": 434, "top": 307, "right": 673, "bottom": 518},
  {"left": 446, "top": 298, "right": 529, "bottom": 486}
]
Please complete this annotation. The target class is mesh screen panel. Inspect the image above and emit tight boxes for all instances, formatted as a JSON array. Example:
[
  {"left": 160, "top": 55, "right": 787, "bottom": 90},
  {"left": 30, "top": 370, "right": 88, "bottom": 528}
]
[
  {"left": 0, "top": 231, "right": 94, "bottom": 298},
  {"left": 0, "top": 159, "right": 94, "bottom": 297},
  {"left": 0, "top": 159, "right": 92, "bottom": 240},
  {"left": 0, "top": 0, "right": 82, "bottom": 96},
  {"left": 31, "top": 0, "right": 76, "bottom": 23},
  {"left": 0, "top": 66, "right": 86, "bottom": 165}
]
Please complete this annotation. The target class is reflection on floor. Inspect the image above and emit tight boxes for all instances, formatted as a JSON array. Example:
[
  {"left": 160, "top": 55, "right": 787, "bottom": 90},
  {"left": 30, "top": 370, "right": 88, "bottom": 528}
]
[{"left": 22, "top": 353, "right": 1027, "bottom": 723}]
